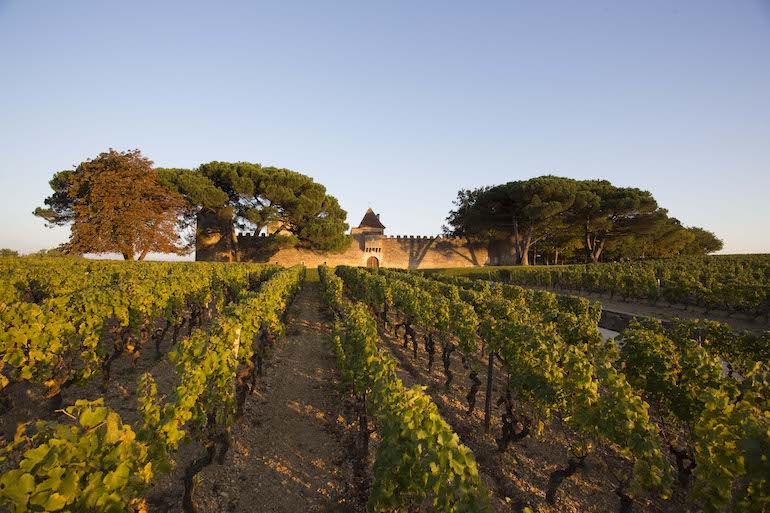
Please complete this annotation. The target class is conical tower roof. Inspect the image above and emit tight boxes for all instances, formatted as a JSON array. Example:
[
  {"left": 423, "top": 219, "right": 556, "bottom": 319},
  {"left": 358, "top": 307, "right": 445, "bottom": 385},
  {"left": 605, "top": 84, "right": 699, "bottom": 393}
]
[{"left": 358, "top": 208, "right": 385, "bottom": 229}]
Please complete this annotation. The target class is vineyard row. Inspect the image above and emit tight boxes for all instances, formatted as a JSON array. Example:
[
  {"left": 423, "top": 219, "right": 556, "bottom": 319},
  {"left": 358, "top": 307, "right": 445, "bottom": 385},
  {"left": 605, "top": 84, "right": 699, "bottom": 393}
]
[
  {"left": 337, "top": 265, "right": 769, "bottom": 513},
  {"left": 0, "top": 264, "right": 304, "bottom": 512}
]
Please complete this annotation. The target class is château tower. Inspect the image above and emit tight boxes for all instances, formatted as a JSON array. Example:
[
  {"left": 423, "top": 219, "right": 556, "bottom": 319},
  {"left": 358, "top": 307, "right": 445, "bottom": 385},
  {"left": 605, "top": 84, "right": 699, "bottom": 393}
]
[{"left": 351, "top": 208, "right": 386, "bottom": 268}]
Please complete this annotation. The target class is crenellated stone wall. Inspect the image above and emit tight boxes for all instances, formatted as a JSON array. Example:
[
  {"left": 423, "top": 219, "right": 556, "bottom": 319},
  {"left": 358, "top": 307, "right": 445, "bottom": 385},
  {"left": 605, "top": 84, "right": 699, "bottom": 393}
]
[
  {"left": 230, "top": 234, "right": 490, "bottom": 269},
  {"left": 195, "top": 211, "right": 507, "bottom": 269},
  {"left": 377, "top": 235, "right": 488, "bottom": 269}
]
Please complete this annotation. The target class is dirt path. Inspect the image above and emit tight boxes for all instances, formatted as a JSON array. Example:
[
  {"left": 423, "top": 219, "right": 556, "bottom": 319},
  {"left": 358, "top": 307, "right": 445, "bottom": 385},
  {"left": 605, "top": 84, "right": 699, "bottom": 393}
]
[
  {"left": 522, "top": 285, "right": 769, "bottom": 334},
  {"left": 195, "top": 282, "right": 364, "bottom": 513}
]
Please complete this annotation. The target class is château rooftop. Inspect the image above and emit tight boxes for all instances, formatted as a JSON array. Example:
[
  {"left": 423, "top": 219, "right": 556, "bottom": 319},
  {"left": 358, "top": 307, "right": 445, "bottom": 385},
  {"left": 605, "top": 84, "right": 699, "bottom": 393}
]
[{"left": 357, "top": 208, "right": 386, "bottom": 230}]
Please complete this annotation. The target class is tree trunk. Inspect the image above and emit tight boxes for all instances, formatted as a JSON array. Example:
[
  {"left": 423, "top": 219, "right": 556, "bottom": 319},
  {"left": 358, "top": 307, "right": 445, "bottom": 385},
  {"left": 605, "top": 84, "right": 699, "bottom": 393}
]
[
  {"left": 518, "top": 227, "right": 533, "bottom": 266},
  {"left": 594, "top": 239, "right": 605, "bottom": 262},
  {"left": 554, "top": 249, "right": 559, "bottom": 265},
  {"left": 229, "top": 222, "right": 240, "bottom": 262},
  {"left": 138, "top": 248, "right": 150, "bottom": 261},
  {"left": 512, "top": 220, "right": 522, "bottom": 265},
  {"left": 585, "top": 222, "right": 594, "bottom": 263},
  {"left": 121, "top": 249, "right": 134, "bottom": 260},
  {"left": 589, "top": 238, "right": 605, "bottom": 263}
]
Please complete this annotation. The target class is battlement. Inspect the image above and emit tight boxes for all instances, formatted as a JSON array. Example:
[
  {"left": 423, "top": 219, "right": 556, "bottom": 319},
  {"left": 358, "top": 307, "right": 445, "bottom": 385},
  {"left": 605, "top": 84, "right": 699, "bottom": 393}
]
[
  {"left": 237, "top": 233, "right": 464, "bottom": 241},
  {"left": 383, "top": 234, "right": 465, "bottom": 241},
  {"left": 237, "top": 233, "right": 267, "bottom": 240}
]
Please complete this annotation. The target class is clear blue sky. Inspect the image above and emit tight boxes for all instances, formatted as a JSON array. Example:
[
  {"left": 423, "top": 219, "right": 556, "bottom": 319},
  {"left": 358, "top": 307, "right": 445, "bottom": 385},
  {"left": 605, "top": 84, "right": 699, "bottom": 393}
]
[{"left": 1, "top": 0, "right": 769, "bottom": 255}]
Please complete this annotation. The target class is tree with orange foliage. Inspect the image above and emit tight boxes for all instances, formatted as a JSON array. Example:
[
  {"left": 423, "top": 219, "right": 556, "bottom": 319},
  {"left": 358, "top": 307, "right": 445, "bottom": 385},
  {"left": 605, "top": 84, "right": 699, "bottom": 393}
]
[{"left": 34, "top": 149, "right": 189, "bottom": 260}]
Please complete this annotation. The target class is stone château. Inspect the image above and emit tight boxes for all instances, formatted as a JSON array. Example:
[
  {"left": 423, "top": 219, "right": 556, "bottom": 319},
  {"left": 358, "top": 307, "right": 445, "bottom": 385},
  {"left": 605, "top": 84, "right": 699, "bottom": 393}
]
[{"left": 196, "top": 208, "right": 508, "bottom": 269}]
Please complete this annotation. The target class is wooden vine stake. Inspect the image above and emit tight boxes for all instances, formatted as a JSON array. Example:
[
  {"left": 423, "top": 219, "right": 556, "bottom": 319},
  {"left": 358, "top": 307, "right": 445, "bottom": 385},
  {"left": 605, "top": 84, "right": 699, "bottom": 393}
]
[
  {"left": 484, "top": 351, "right": 495, "bottom": 434},
  {"left": 232, "top": 327, "right": 242, "bottom": 360}
]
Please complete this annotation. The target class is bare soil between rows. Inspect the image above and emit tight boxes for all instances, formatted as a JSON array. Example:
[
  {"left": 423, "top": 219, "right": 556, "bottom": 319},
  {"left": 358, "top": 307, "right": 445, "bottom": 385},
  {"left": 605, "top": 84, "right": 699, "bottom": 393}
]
[
  {"left": 376, "top": 315, "right": 689, "bottom": 513},
  {"left": 193, "top": 282, "right": 365, "bottom": 513}
]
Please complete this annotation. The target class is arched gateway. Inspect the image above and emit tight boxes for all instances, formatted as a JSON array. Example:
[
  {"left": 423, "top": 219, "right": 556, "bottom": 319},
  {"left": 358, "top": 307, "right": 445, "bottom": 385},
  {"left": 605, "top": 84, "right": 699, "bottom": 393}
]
[{"left": 366, "top": 256, "right": 379, "bottom": 268}]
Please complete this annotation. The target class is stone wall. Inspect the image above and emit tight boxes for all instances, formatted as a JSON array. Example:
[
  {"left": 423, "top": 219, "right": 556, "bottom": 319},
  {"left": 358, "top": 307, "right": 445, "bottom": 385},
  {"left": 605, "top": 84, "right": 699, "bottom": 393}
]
[
  {"left": 378, "top": 236, "right": 488, "bottom": 269},
  {"left": 237, "top": 235, "right": 369, "bottom": 267},
  {"left": 194, "top": 206, "right": 508, "bottom": 268},
  {"left": 195, "top": 210, "right": 238, "bottom": 262},
  {"left": 199, "top": 232, "right": 492, "bottom": 269}
]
